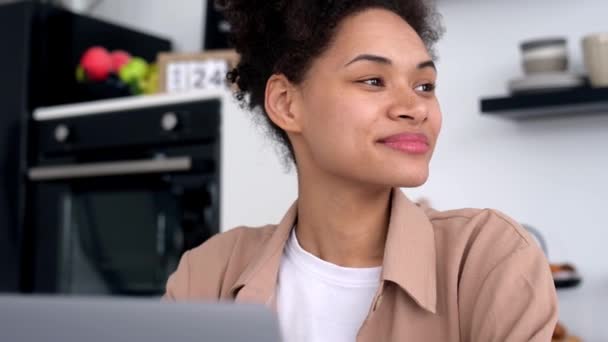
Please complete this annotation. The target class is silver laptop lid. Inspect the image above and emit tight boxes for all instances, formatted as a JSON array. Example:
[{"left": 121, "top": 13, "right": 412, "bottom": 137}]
[{"left": 0, "top": 296, "right": 281, "bottom": 342}]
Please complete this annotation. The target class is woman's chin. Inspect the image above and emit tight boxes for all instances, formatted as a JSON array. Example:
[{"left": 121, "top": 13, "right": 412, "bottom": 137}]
[{"left": 387, "top": 170, "right": 430, "bottom": 189}]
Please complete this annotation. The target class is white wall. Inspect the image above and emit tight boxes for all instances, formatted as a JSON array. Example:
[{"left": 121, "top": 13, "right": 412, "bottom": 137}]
[
  {"left": 86, "top": 0, "right": 204, "bottom": 52},
  {"left": 413, "top": 0, "right": 608, "bottom": 339},
  {"left": 419, "top": 0, "right": 608, "bottom": 279},
  {"left": 219, "top": 92, "right": 298, "bottom": 232}
]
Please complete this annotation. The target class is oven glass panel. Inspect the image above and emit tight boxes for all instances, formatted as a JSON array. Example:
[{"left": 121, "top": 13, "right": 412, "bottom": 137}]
[{"left": 58, "top": 188, "right": 181, "bottom": 295}]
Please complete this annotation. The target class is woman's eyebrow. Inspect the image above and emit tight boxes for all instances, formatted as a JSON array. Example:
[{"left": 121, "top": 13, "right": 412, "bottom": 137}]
[
  {"left": 344, "top": 54, "right": 392, "bottom": 67},
  {"left": 418, "top": 60, "right": 436, "bottom": 71},
  {"left": 344, "top": 54, "right": 436, "bottom": 71}
]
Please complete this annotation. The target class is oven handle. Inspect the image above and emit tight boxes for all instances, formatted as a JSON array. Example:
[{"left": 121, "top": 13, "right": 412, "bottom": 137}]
[{"left": 27, "top": 156, "right": 192, "bottom": 181}]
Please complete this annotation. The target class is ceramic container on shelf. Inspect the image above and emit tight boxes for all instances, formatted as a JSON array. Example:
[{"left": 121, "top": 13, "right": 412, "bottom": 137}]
[
  {"left": 520, "top": 38, "right": 568, "bottom": 74},
  {"left": 582, "top": 32, "right": 608, "bottom": 87}
]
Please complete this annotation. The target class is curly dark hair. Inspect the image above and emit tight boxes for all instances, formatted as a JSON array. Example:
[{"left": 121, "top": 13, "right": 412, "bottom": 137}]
[{"left": 218, "top": 0, "right": 444, "bottom": 164}]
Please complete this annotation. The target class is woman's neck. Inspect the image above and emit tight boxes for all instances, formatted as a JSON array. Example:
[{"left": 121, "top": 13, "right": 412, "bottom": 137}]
[{"left": 295, "top": 169, "right": 392, "bottom": 268}]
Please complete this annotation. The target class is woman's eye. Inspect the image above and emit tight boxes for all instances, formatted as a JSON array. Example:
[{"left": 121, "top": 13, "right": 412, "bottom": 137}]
[
  {"left": 415, "top": 83, "right": 436, "bottom": 92},
  {"left": 359, "top": 78, "right": 384, "bottom": 87}
]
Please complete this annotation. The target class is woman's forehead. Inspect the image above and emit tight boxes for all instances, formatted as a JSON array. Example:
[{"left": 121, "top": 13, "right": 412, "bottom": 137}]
[{"left": 322, "top": 8, "right": 431, "bottom": 67}]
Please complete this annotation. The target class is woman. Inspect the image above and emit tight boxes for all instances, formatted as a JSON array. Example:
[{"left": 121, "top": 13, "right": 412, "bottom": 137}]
[{"left": 165, "top": 1, "right": 558, "bottom": 341}]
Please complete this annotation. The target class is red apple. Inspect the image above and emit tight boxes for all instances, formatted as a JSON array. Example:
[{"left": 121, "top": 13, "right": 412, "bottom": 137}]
[
  {"left": 110, "top": 50, "right": 131, "bottom": 72},
  {"left": 80, "top": 46, "right": 112, "bottom": 81}
]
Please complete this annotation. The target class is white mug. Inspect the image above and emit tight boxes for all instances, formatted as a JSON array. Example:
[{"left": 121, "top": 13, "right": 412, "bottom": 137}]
[{"left": 582, "top": 33, "right": 608, "bottom": 87}]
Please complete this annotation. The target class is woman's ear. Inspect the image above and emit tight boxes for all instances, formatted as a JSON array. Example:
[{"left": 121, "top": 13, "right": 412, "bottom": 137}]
[{"left": 264, "top": 74, "right": 303, "bottom": 133}]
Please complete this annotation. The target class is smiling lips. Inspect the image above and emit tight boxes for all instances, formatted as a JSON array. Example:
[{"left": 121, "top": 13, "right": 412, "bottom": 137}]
[{"left": 378, "top": 133, "right": 430, "bottom": 154}]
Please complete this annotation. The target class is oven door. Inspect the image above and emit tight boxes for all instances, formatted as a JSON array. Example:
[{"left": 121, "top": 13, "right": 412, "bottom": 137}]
[{"left": 21, "top": 156, "right": 219, "bottom": 296}]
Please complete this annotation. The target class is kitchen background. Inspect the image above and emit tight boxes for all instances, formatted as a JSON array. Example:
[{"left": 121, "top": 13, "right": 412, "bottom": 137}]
[{"left": 1, "top": 0, "right": 607, "bottom": 340}]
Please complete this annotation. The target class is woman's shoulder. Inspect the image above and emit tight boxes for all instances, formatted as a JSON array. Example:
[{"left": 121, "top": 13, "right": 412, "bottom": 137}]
[
  {"left": 424, "top": 207, "right": 557, "bottom": 340},
  {"left": 188, "top": 225, "right": 276, "bottom": 261},
  {"left": 425, "top": 206, "right": 535, "bottom": 252},
  {"left": 164, "top": 224, "right": 277, "bottom": 300},
  {"left": 190, "top": 225, "right": 277, "bottom": 286},
  {"left": 424, "top": 206, "right": 547, "bottom": 284}
]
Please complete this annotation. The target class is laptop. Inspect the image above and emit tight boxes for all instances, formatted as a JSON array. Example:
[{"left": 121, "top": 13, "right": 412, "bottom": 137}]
[{"left": 0, "top": 295, "right": 282, "bottom": 342}]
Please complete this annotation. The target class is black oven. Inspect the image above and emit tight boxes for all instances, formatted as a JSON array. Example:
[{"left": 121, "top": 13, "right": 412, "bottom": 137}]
[
  {"left": 20, "top": 94, "right": 221, "bottom": 296},
  {"left": 0, "top": 0, "right": 172, "bottom": 293}
]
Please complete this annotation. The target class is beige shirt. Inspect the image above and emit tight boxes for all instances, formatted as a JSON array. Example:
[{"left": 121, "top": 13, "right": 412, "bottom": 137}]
[{"left": 164, "top": 189, "right": 558, "bottom": 341}]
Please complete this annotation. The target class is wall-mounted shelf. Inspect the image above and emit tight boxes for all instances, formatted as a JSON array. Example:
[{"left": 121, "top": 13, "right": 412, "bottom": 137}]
[{"left": 480, "top": 86, "right": 608, "bottom": 119}]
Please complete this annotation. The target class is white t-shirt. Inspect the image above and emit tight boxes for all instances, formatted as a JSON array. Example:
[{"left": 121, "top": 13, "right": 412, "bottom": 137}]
[{"left": 276, "top": 228, "right": 382, "bottom": 342}]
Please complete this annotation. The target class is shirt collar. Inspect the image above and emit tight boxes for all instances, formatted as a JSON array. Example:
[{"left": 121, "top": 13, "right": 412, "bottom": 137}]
[
  {"left": 231, "top": 189, "right": 438, "bottom": 314},
  {"left": 382, "top": 189, "right": 437, "bottom": 314}
]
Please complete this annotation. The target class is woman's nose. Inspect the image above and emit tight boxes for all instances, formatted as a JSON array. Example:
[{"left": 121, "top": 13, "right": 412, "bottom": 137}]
[{"left": 386, "top": 89, "right": 428, "bottom": 125}]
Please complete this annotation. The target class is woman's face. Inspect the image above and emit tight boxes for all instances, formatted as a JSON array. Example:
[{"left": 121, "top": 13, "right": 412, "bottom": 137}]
[{"left": 290, "top": 8, "right": 442, "bottom": 189}]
